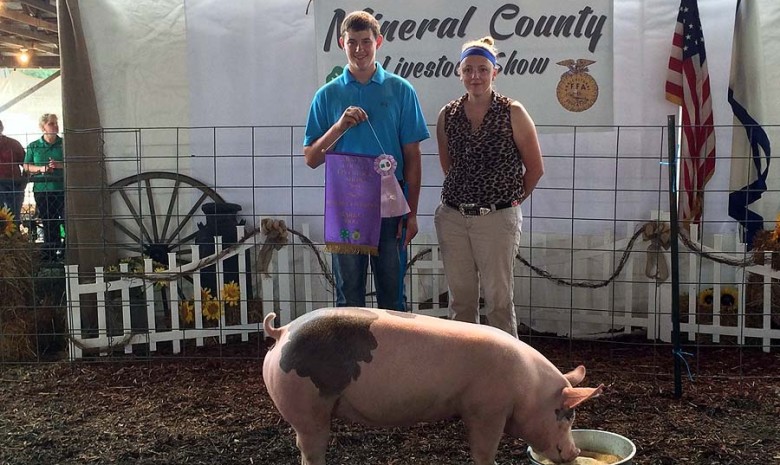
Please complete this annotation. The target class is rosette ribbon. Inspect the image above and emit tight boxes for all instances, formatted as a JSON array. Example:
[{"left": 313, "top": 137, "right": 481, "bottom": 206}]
[{"left": 374, "top": 154, "right": 410, "bottom": 218}]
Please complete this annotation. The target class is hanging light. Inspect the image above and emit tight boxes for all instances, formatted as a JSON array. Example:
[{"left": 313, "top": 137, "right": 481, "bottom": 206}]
[{"left": 17, "top": 48, "right": 30, "bottom": 66}]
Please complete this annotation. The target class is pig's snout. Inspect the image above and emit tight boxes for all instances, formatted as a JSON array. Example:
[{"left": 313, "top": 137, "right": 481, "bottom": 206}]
[
  {"left": 560, "top": 445, "right": 581, "bottom": 463},
  {"left": 544, "top": 443, "right": 580, "bottom": 463}
]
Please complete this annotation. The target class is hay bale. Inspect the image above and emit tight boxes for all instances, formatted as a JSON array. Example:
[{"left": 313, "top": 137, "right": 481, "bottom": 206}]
[
  {"left": 0, "top": 315, "right": 36, "bottom": 360},
  {"left": 748, "top": 230, "right": 780, "bottom": 329},
  {"left": 0, "top": 233, "right": 66, "bottom": 360},
  {"left": 744, "top": 276, "right": 780, "bottom": 329}
]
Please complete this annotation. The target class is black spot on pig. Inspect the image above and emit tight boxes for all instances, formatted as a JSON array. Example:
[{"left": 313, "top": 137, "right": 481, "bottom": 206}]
[{"left": 279, "top": 309, "right": 379, "bottom": 397}]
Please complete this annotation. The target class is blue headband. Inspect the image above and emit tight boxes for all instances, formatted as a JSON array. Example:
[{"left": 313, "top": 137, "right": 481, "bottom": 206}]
[{"left": 460, "top": 46, "right": 497, "bottom": 66}]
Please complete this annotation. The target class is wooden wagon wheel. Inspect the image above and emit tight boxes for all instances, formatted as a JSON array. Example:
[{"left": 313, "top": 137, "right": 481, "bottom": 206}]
[{"left": 109, "top": 171, "right": 225, "bottom": 266}]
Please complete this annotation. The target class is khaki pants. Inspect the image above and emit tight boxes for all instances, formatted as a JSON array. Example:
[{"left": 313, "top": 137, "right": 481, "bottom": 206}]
[{"left": 434, "top": 203, "right": 522, "bottom": 338}]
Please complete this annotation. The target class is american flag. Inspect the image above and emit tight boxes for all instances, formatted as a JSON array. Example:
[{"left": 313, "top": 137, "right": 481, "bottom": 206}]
[{"left": 665, "top": 0, "right": 716, "bottom": 225}]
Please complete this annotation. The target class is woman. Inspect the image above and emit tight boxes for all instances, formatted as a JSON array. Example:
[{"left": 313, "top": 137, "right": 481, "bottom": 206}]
[
  {"left": 434, "top": 37, "right": 544, "bottom": 338},
  {"left": 24, "top": 113, "right": 64, "bottom": 260}
]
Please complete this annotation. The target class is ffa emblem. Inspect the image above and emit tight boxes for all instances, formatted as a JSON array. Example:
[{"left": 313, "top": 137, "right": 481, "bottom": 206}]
[{"left": 555, "top": 59, "right": 599, "bottom": 113}]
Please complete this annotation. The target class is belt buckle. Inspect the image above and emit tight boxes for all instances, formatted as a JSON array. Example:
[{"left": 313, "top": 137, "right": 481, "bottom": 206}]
[{"left": 458, "top": 203, "right": 476, "bottom": 216}]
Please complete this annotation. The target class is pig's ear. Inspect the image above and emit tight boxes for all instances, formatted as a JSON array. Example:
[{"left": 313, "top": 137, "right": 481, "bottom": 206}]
[
  {"left": 561, "top": 384, "right": 604, "bottom": 410},
  {"left": 563, "top": 365, "right": 586, "bottom": 386}
]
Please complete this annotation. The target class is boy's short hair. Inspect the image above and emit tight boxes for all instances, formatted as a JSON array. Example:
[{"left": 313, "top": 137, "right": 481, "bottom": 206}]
[{"left": 341, "top": 11, "right": 380, "bottom": 39}]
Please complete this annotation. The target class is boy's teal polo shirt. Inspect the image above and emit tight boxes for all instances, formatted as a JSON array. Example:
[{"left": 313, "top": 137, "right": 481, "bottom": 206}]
[{"left": 304, "top": 62, "right": 430, "bottom": 181}]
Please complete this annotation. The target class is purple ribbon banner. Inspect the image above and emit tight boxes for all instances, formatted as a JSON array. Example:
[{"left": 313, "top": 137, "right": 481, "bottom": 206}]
[{"left": 324, "top": 152, "right": 381, "bottom": 255}]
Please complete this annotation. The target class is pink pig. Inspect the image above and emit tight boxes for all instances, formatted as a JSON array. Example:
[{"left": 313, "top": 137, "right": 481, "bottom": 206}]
[{"left": 262, "top": 308, "right": 603, "bottom": 465}]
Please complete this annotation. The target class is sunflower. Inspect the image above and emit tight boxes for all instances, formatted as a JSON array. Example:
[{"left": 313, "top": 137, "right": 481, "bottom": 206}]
[
  {"left": 720, "top": 287, "right": 738, "bottom": 308},
  {"left": 154, "top": 266, "right": 169, "bottom": 288},
  {"left": 771, "top": 213, "right": 780, "bottom": 243},
  {"left": 179, "top": 300, "right": 194, "bottom": 324},
  {"left": 697, "top": 288, "right": 714, "bottom": 307},
  {"left": 119, "top": 256, "right": 145, "bottom": 274},
  {"left": 201, "top": 287, "right": 213, "bottom": 302},
  {"left": 202, "top": 298, "right": 222, "bottom": 321},
  {"left": 0, "top": 206, "right": 16, "bottom": 237},
  {"left": 222, "top": 281, "right": 240, "bottom": 307}
]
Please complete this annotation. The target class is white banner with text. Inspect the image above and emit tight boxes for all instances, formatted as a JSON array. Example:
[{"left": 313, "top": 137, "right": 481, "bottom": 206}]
[{"left": 314, "top": 0, "right": 614, "bottom": 127}]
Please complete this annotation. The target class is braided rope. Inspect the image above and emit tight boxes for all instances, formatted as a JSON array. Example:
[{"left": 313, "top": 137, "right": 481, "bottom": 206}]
[
  {"left": 408, "top": 222, "right": 758, "bottom": 289},
  {"left": 105, "top": 220, "right": 758, "bottom": 291}
]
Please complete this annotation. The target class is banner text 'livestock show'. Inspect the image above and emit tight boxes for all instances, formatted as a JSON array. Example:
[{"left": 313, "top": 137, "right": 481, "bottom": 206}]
[{"left": 321, "top": 5, "right": 608, "bottom": 79}]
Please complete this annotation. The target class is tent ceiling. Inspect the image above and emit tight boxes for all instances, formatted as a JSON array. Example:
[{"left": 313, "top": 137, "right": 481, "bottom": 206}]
[{"left": 0, "top": 0, "right": 59, "bottom": 69}]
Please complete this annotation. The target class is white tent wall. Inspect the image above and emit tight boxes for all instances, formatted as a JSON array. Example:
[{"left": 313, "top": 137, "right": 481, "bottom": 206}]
[
  {"left": 78, "top": 0, "right": 191, "bottom": 182},
  {"left": 71, "top": 0, "right": 747, "bottom": 240},
  {"left": 0, "top": 69, "right": 63, "bottom": 145}
]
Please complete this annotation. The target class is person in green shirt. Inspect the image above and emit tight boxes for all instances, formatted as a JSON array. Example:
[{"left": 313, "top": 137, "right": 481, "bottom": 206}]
[{"left": 23, "top": 113, "right": 64, "bottom": 260}]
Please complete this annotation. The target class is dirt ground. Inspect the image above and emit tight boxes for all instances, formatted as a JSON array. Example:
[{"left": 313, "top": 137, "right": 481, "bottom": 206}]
[{"left": 1, "top": 336, "right": 779, "bottom": 465}]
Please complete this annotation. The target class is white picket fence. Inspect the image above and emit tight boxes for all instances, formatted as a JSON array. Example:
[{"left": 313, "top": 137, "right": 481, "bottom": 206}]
[
  {"left": 678, "top": 224, "right": 780, "bottom": 350},
  {"left": 64, "top": 228, "right": 278, "bottom": 360},
  {"left": 64, "top": 218, "right": 780, "bottom": 359}
]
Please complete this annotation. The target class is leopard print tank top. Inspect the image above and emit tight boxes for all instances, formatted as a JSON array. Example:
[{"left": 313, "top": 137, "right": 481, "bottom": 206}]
[{"left": 440, "top": 91, "right": 524, "bottom": 206}]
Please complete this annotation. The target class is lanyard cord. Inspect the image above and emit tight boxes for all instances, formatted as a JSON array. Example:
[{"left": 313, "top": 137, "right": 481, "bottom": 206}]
[
  {"left": 323, "top": 117, "right": 386, "bottom": 155},
  {"left": 366, "top": 119, "right": 387, "bottom": 155}
]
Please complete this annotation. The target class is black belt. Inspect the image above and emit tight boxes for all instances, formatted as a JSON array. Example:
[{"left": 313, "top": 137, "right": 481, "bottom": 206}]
[{"left": 445, "top": 200, "right": 519, "bottom": 216}]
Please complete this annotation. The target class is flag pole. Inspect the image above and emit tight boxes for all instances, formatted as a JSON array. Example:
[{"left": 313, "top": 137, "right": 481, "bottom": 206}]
[{"left": 667, "top": 114, "right": 683, "bottom": 399}]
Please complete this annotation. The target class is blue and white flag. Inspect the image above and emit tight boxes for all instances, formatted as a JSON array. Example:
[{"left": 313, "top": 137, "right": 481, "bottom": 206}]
[{"left": 727, "top": 0, "right": 780, "bottom": 247}]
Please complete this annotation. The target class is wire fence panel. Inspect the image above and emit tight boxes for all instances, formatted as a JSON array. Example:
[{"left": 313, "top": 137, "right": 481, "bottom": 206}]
[
  {"left": 57, "top": 218, "right": 780, "bottom": 360},
  {"left": 2, "top": 123, "right": 779, "bottom": 365}
]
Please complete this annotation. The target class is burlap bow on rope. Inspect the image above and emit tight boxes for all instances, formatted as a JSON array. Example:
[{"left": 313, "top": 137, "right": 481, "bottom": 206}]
[
  {"left": 642, "top": 222, "right": 671, "bottom": 282},
  {"left": 256, "top": 218, "right": 289, "bottom": 277}
]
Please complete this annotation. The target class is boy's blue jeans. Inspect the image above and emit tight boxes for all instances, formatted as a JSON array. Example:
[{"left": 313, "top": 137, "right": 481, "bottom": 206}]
[{"left": 332, "top": 216, "right": 408, "bottom": 311}]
